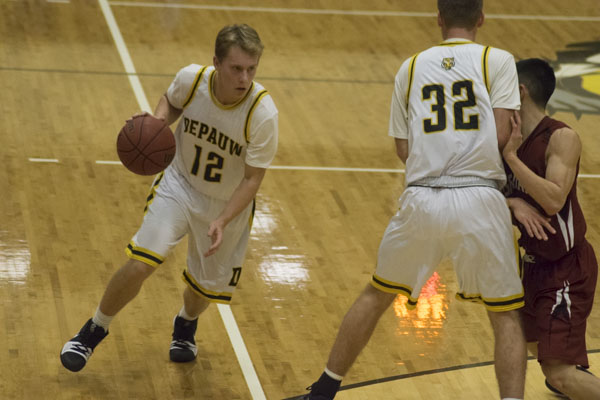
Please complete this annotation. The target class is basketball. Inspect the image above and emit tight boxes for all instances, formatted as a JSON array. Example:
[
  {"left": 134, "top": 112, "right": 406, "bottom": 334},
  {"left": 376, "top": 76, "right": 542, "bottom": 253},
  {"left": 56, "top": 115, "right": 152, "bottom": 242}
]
[{"left": 116, "top": 114, "right": 176, "bottom": 176}]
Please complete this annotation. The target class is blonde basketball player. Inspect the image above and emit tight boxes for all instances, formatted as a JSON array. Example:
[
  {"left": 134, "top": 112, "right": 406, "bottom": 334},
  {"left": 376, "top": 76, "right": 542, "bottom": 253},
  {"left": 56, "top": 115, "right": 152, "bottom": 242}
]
[
  {"left": 60, "top": 24, "right": 278, "bottom": 371},
  {"left": 304, "top": 1, "right": 527, "bottom": 399}
]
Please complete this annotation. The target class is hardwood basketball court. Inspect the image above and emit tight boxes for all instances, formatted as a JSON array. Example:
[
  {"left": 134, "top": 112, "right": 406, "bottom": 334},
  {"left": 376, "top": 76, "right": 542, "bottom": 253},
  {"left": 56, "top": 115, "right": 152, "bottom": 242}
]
[{"left": 1, "top": 0, "right": 600, "bottom": 399}]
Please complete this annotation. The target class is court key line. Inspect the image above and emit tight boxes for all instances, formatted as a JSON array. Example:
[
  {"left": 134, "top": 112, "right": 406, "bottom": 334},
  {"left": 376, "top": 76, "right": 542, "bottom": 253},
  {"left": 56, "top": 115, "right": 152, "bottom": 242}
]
[
  {"left": 108, "top": 1, "right": 600, "bottom": 22},
  {"left": 97, "top": 1, "right": 267, "bottom": 399}
]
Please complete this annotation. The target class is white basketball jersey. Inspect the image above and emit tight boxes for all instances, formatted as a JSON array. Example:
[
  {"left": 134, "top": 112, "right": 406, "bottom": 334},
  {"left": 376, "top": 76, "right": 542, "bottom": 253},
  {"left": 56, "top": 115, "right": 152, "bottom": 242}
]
[
  {"left": 390, "top": 40, "right": 519, "bottom": 187},
  {"left": 166, "top": 64, "right": 278, "bottom": 200}
]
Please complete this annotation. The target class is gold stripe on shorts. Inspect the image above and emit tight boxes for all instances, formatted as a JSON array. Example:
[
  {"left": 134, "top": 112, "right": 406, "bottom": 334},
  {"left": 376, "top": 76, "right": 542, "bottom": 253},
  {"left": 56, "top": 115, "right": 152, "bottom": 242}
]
[
  {"left": 182, "top": 270, "right": 233, "bottom": 304},
  {"left": 371, "top": 274, "right": 418, "bottom": 309},
  {"left": 143, "top": 171, "right": 164, "bottom": 214},
  {"left": 455, "top": 292, "right": 524, "bottom": 312},
  {"left": 125, "top": 241, "right": 164, "bottom": 267}
]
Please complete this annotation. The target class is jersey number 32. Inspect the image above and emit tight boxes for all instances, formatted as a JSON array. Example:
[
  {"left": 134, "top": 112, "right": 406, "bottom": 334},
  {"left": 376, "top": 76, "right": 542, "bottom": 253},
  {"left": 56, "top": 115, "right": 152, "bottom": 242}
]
[{"left": 422, "top": 80, "right": 479, "bottom": 134}]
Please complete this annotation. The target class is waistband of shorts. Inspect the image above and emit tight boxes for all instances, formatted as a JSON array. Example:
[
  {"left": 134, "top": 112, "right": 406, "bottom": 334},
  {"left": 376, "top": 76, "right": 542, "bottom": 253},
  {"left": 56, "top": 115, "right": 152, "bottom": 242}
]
[
  {"left": 522, "top": 248, "right": 576, "bottom": 264},
  {"left": 407, "top": 176, "right": 500, "bottom": 189}
]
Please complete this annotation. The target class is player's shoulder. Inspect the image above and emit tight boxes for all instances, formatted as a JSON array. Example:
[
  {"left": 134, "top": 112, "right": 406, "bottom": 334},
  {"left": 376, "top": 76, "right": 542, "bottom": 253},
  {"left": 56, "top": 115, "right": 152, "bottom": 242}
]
[
  {"left": 485, "top": 46, "right": 516, "bottom": 63},
  {"left": 550, "top": 125, "right": 580, "bottom": 145},
  {"left": 176, "top": 64, "right": 210, "bottom": 81},
  {"left": 249, "top": 81, "right": 278, "bottom": 115},
  {"left": 395, "top": 53, "right": 420, "bottom": 79}
]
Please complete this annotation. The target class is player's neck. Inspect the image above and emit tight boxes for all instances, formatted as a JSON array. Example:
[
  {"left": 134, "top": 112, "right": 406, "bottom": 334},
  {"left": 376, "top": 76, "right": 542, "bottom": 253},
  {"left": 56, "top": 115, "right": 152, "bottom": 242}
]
[
  {"left": 520, "top": 105, "right": 547, "bottom": 141},
  {"left": 442, "top": 27, "right": 476, "bottom": 42}
]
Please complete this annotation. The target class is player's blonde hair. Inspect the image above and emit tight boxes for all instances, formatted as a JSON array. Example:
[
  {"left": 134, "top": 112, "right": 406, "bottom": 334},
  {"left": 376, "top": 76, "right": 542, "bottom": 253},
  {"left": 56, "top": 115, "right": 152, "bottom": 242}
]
[
  {"left": 215, "top": 24, "right": 264, "bottom": 61},
  {"left": 438, "top": 0, "right": 483, "bottom": 29}
]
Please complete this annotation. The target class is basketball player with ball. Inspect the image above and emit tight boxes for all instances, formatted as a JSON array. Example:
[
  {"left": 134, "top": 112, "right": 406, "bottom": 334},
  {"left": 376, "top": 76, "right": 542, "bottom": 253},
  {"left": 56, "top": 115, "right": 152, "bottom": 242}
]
[{"left": 60, "top": 24, "right": 278, "bottom": 372}]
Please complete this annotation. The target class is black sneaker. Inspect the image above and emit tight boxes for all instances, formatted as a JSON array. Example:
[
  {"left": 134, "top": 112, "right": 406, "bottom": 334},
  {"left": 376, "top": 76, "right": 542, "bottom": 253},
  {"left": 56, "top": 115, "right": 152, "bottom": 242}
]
[
  {"left": 302, "top": 384, "right": 334, "bottom": 400},
  {"left": 60, "top": 318, "right": 108, "bottom": 372},
  {"left": 169, "top": 316, "right": 198, "bottom": 362},
  {"left": 545, "top": 365, "right": 593, "bottom": 396}
]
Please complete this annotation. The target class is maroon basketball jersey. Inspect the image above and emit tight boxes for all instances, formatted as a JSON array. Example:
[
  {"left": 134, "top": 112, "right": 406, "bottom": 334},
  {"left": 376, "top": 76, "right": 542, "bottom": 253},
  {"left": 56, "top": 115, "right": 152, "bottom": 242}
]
[{"left": 503, "top": 116, "right": 587, "bottom": 261}]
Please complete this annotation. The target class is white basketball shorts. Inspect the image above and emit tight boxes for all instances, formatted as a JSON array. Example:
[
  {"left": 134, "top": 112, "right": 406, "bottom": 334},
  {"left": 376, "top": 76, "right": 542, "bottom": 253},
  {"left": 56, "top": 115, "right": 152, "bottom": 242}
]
[
  {"left": 126, "top": 167, "right": 253, "bottom": 303},
  {"left": 372, "top": 185, "right": 524, "bottom": 312}
]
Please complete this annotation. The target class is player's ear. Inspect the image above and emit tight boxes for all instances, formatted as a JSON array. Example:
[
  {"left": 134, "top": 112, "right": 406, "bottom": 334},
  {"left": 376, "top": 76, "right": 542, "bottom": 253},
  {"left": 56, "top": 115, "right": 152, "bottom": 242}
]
[
  {"left": 476, "top": 11, "right": 485, "bottom": 27},
  {"left": 437, "top": 12, "right": 443, "bottom": 28},
  {"left": 519, "top": 84, "right": 527, "bottom": 101},
  {"left": 213, "top": 55, "right": 220, "bottom": 69}
]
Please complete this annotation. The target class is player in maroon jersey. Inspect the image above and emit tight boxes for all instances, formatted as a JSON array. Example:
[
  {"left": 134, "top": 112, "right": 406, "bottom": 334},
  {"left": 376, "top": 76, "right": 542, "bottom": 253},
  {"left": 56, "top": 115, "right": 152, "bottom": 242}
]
[{"left": 502, "top": 58, "right": 600, "bottom": 399}]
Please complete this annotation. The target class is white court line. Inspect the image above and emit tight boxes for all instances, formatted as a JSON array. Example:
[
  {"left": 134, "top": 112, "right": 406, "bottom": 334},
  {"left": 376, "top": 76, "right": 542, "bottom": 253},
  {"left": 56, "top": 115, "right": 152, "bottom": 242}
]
[
  {"left": 29, "top": 158, "right": 59, "bottom": 163},
  {"left": 269, "top": 165, "right": 405, "bottom": 173},
  {"left": 47, "top": 0, "right": 70, "bottom": 3},
  {"left": 97, "top": 1, "right": 266, "bottom": 399},
  {"left": 98, "top": 0, "right": 151, "bottom": 113},
  {"left": 108, "top": 1, "right": 600, "bottom": 22},
  {"left": 93, "top": 161, "right": 600, "bottom": 178},
  {"left": 217, "top": 305, "right": 266, "bottom": 400},
  {"left": 96, "top": 160, "right": 122, "bottom": 165}
]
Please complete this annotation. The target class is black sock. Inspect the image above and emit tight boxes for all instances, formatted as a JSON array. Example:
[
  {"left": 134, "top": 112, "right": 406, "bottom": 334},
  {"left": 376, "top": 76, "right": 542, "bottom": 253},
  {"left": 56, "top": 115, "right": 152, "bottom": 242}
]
[{"left": 310, "top": 372, "right": 341, "bottom": 399}]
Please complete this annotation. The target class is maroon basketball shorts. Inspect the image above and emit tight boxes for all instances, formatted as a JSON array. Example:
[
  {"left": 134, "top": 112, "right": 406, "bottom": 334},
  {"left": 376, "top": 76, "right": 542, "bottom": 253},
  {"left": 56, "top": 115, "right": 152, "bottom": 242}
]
[{"left": 522, "top": 240, "right": 598, "bottom": 367}]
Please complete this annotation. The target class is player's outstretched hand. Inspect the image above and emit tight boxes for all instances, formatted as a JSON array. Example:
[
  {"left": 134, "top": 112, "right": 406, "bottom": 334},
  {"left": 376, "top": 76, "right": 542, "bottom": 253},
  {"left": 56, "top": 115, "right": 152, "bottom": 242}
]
[
  {"left": 205, "top": 220, "right": 225, "bottom": 257},
  {"left": 508, "top": 197, "right": 556, "bottom": 241}
]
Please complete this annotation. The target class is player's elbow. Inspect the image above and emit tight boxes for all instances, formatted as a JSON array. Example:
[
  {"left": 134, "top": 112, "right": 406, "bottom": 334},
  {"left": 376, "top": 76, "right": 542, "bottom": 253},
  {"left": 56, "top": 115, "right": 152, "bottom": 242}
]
[{"left": 541, "top": 199, "right": 564, "bottom": 216}]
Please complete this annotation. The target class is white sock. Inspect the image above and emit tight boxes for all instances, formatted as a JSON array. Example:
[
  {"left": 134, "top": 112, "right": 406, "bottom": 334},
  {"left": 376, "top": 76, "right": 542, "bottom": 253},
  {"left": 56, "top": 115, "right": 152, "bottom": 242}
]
[
  {"left": 178, "top": 306, "right": 198, "bottom": 321},
  {"left": 324, "top": 367, "right": 344, "bottom": 381},
  {"left": 92, "top": 307, "right": 113, "bottom": 331}
]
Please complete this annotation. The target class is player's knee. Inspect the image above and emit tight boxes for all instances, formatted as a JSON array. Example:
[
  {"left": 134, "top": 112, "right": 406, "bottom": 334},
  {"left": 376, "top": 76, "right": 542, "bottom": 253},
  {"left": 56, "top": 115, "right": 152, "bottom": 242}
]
[
  {"left": 364, "top": 284, "right": 396, "bottom": 310},
  {"left": 124, "top": 259, "right": 156, "bottom": 279},
  {"left": 541, "top": 363, "right": 572, "bottom": 393}
]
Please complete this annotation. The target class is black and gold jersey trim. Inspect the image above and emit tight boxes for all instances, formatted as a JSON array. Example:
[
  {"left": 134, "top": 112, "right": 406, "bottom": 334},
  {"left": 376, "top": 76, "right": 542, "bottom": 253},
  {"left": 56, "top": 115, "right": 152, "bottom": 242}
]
[
  {"left": 182, "top": 66, "right": 208, "bottom": 108},
  {"left": 209, "top": 70, "right": 255, "bottom": 110},
  {"left": 371, "top": 275, "right": 418, "bottom": 308},
  {"left": 437, "top": 40, "right": 474, "bottom": 46},
  {"left": 455, "top": 292, "right": 524, "bottom": 311},
  {"left": 406, "top": 54, "right": 419, "bottom": 109},
  {"left": 125, "top": 242, "right": 164, "bottom": 267},
  {"left": 182, "top": 270, "right": 233, "bottom": 303},
  {"left": 482, "top": 46, "right": 491, "bottom": 93},
  {"left": 244, "top": 90, "right": 269, "bottom": 143}
]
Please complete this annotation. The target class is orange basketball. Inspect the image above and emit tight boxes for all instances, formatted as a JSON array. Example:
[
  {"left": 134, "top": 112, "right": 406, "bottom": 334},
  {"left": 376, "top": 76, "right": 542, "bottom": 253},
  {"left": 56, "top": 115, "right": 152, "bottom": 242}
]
[{"left": 116, "top": 115, "right": 176, "bottom": 176}]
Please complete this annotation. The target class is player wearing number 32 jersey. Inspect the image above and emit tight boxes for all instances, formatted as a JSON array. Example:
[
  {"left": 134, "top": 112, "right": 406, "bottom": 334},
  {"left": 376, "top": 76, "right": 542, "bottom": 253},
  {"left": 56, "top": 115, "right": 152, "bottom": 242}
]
[
  {"left": 379, "top": 39, "right": 523, "bottom": 310},
  {"left": 303, "top": 3, "right": 527, "bottom": 399}
]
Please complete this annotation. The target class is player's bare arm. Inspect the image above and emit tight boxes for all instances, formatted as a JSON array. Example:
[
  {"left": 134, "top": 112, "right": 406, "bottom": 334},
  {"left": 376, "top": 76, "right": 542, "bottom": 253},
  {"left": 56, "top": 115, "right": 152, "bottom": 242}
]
[
  {"left": 395, "top": 138, "right": 408, "bottom": 164},
  {"left": 493, "top": 108, "right": 514, "bottom": 151},
  {"left": 205, "top": 164, "right": 266, "bottom": 256},
  {"left": 503, "top": 113, "right": 581, "bottom": 215},
  {"left": 154, "top": 94, "right": 183, "bottom": 125}
]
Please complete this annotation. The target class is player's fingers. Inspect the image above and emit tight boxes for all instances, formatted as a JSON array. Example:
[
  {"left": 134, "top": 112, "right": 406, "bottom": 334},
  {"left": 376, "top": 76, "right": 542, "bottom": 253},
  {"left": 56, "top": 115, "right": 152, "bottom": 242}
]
[
  {"left": 524, "top": 221, "right": 535, "bottom": 238},
  {"left": 534, "top": 222, "right": 549, "bottom": 241},
  {"left": 204, "top": 236, "right": 222, "bottom": 257},
  {"left": 543, "top": 219, "right": 557, "bottom": 234},
  {"left": 127, "top": 112, "right": 149, "bottom": 121},
  {"left": 529, "top": 222, "right": 543, "bottom": 240}
]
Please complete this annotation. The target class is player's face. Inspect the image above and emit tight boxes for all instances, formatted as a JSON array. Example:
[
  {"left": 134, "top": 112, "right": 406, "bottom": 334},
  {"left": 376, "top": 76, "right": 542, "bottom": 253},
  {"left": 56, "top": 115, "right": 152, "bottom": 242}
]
[{"left": 213, "top": 46, "right": 260, "bottom": 105}]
